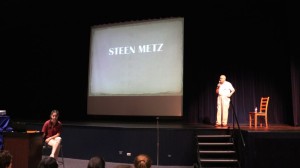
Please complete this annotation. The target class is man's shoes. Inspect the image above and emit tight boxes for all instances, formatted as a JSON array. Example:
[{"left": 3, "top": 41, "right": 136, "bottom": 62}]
[
  {"left": 215, "top": 124, "right": 221, "bottom": 127},
  {"left": 222, "top": 124, "right": 228, "bottom": 127},
  {"left": 215, "top": 124, "right": 229, "bottom": 128}
]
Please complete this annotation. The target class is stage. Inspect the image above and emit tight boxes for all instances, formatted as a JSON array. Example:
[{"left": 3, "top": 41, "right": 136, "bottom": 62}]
[{"left": 23, "top": 121, "right": 300, "bottom": 168}]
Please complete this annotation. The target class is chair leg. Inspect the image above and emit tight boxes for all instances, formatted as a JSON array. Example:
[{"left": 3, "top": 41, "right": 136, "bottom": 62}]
[
  {"left": 59, "top": 145, "right": 65, "bottom": 168},
  {"left": 265, "top": 116, "right": 268, "bottom": 128},
  {"left": 254, "top": 115, "right": 257, "bottom": 128},
  {"left": 249, "top": 114, "right": 252, "bottom": 127}
]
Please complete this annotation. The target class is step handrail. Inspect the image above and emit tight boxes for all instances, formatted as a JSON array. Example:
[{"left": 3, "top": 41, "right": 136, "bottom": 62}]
[{"left": 230, "top": 100, "right": 245, "bottom": 147}]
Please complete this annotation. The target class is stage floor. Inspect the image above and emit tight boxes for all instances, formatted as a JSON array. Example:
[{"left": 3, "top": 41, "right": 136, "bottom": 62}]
[{"left": 58, "top": 120, "right": 300, "bottom": 132}]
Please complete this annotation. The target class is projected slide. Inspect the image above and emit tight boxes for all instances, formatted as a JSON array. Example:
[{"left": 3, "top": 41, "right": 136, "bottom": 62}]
[{"left": 88, "top": 17, "right": 184, "bottom": 116}]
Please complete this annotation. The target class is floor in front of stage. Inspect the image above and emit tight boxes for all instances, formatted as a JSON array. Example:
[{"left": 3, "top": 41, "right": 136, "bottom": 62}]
[{"left": 52, "top": 157, "right": 193, "bottom": 168}]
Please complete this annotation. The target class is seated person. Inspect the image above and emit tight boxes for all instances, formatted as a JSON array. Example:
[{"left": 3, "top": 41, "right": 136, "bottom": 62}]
[
  {"left": 0, "top": 150, "right": 12, "bottom": 168},
  {"left": 134, "top": 154, "right": 152, "bottom": 168},
  {"left": 87, "top": 156, "right": 105, "bottom": 168},
  {"left": 37, "top": 156, "right": 58, "bottom": 168},
  {"left": 42, "top": 109, "right": 62, "bottom": 159}
]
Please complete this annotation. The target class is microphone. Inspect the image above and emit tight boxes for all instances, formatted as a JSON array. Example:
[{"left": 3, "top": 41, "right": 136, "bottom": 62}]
[{"left": 217, "top": 81, "right": 221, "bottom": 88}]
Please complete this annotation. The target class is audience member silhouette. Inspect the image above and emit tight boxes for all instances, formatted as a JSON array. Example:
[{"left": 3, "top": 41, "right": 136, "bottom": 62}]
[
  {"left": 87, "top": 156, "right": 105, "bottom": 168},
  {"left": 0, "top": 150, "right": 12, "bottom": 168},
  {"left": 37, "top": 156, "right": 58, "bottom": 168},
  {"left": 133, "top": 154, "right": 152, "bottom": 168}
]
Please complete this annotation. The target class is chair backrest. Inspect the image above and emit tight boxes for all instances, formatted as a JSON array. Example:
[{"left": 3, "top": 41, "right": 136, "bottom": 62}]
[{"left": 259, "top": 97, "right": 270, "bottom": 113}]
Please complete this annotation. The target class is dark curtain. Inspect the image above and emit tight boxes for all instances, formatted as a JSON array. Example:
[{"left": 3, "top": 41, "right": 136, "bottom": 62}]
[
  {"left": 183, "top": 0, "right": 299, "bottom": 126},
  {"left": 290, "top": 56, "right": 300, "bottom": 126},
  {"left": 288, "top": 2, "right": 300, "bottom": 126},
  {"left": 183, "top": 54, "right": 294, "bottom": 126}
]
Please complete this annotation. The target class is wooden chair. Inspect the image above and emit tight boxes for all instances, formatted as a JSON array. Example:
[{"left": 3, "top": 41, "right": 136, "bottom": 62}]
[{"left": 249, "top": 97, "right": 270, "bottom": 128}]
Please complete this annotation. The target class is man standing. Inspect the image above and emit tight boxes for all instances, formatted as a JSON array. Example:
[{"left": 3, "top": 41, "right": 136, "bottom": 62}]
[{"left": 215, "top": 75, "right": 235, "bottom": 127}]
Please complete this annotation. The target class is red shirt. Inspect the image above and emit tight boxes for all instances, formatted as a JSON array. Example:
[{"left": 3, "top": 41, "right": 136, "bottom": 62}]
[{"left": 42, "top": 120, "right": 62, "bottom": 139}]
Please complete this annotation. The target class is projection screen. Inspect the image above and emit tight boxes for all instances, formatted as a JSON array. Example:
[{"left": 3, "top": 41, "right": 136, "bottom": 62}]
[{"left": 88, "top": 17, "right": 184, "bottom": 116}]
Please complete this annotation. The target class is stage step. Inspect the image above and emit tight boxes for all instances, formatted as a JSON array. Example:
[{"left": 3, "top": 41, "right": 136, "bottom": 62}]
[
  {"left": 195, "top": 129, "right": 241, "bottom": 168},
  {"left": 199, "top": 150, "right": 236, "bottom": 154},
  {"left": 201, "top": 158, "right": 238, "bottom": 162}
]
